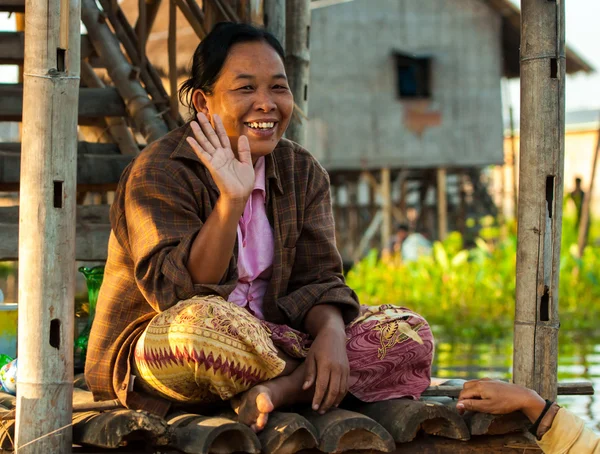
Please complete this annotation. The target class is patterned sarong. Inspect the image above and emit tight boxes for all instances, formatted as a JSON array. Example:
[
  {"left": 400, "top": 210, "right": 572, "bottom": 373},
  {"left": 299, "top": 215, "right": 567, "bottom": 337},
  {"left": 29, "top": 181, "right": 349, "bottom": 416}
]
[{"left": 134, "top": 296, "right": 433, "bottom": 404}]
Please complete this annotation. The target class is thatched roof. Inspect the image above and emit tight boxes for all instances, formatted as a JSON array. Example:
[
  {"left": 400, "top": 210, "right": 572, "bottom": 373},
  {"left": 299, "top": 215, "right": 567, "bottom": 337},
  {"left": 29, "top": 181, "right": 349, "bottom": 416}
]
[{"left": 120, "top": 0, "right": 593, "bottom": 79}]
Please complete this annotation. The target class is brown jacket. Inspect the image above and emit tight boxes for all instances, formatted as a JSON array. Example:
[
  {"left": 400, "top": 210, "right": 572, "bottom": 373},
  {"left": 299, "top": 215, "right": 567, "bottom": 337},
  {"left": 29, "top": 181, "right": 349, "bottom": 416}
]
[{"left": 85, "top": 123, "right": 360, "bottom": 416}]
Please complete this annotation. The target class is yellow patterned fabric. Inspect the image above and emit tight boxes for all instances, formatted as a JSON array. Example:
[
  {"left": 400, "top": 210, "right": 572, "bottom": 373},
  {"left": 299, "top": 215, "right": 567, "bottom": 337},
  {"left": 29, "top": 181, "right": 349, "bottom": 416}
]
[{"left": 133, "top": 296, "right": 285, "bottom": 404}]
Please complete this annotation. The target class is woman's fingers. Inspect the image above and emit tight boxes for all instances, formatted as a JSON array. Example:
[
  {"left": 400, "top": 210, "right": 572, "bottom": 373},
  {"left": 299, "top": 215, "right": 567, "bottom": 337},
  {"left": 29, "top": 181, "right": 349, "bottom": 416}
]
[
  {"left": 186, "top": 137, "right": 213, "bottom": 167},
  {"left": 212, "top": 114, "right": 232, "bottom": 149},
  {"left": 303, "top": 356, "right": 317, "bottom": 391},
  {"left": 197, "top": 112, "right": 223, "bottom": 150},
  {"left": 190, "top": 120, "right": 216, "bottom": 155},
  {"left": 333, "top": 369, "right": 348, "bottom": 408},
  {"left": 320, "top": 368, "right": 342, "bottom": 413},
  {"left": 312, "top": 365, "right": 330, "bottom": 412},
  {"left": 237, "top": 135, "right": 252, "bottom": 166}
]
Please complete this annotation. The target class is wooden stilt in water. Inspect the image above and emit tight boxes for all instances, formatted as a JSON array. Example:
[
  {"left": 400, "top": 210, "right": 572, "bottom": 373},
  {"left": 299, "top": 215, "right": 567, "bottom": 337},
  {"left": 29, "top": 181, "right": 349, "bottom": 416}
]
[
  {"left": 381, "top": 167, "right": 392, "bottom": 250},
  {"left": 576, "top": 112, "right": 600, "bottom": 258},
  {"left": 284, "top": 0, "right": 310, "bottom": 145},
  {"left": 513, "top": 0, "right": 566, "bottom": 400},
  {"left": 15, "top": 0, "right": 80, "bottom": 450},
  {"left": 437, "top": 168, "right": 447, "bottom": 240}
]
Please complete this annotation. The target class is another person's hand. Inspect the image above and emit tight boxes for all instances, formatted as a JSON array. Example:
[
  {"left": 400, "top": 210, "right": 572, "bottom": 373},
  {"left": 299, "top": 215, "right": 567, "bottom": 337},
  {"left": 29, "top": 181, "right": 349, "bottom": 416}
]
[
  {"left": 302, "top": 327, "right": 349, "bottom": 414},
  {"left": 186, "top": 112, "right": 255, "bottom": 204},
  {"left": 456, "top": 378, "right": 547, "bottom": 423}
]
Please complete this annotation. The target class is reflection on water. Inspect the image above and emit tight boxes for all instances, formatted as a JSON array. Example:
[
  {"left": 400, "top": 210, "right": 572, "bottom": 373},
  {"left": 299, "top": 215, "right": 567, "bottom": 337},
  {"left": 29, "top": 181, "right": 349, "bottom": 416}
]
[{"left": 432, "top": 342, "right": 600, "bottom": 433}]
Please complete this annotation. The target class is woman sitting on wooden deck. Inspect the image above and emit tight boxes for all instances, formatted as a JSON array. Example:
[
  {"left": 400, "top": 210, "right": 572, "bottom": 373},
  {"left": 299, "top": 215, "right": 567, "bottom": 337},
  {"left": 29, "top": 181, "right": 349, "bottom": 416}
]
[{"left": 85, "top": 22, "right": 434, "bottom": 433}]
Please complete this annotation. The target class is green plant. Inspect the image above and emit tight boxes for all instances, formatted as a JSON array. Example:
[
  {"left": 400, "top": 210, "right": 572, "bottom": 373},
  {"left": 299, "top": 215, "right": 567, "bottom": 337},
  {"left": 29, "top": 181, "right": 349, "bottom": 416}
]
[{"left": 346, "top": 213, "right": 600, "bottom": 346}]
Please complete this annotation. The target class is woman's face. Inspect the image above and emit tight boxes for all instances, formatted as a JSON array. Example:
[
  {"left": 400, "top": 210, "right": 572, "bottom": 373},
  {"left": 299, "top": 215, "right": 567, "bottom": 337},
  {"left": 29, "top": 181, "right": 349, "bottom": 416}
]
[{"left": 192, "top": 41, "right": 294, "bottom": 159}]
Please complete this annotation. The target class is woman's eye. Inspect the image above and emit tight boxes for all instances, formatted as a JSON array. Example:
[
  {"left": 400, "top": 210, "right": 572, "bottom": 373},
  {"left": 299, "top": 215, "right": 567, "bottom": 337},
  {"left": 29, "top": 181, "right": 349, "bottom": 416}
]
[
  {"left": 273, "top": 85, "right": 289, "bottom": 90},
  {"left": 237, "top": 85, "right": 254, "bottom": 91}
]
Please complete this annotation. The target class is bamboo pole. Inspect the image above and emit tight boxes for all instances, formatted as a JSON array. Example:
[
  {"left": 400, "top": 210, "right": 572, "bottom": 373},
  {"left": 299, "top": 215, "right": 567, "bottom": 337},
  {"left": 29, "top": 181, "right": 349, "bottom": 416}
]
[
  {"left": 509, "top": 106, "right": 519, "bottom": 219},
  {"left": 284, "top": 0, "right": 310, "bottom": 145},
  {"left": 381, "top": 167, "right": 392, "bottom": 250},
  {"left": 135, "top": 0, "right": 162, "bottom": 39},
  {"left": 264, "top": 0, "right": 285, "bottom": 48},
  {"left": 437, "top": 168, "right": 447, "bottom": 240},
  {"left": 80, "top": 61, "right": 139, "bottom": 155},
  {"left": 15, "top": 0, "right": 80, "bottom": 450},
  {"left": 576, "top": 113, "right": 600, "bottom": 258},
  {"left": 513, "top": 0, "right": 566, "bottom": 400},
  {"left": 98, "top": 0, "right": 181, "bottom": 130},
  {"left": 137, "top": 0, "right": 147, "bottom": 67},
  {"left": 81, "top": 0, "right": 169, "bottom": 143},
  {"left": 168, "top": 0, "right": 178, "bottom": 120}
]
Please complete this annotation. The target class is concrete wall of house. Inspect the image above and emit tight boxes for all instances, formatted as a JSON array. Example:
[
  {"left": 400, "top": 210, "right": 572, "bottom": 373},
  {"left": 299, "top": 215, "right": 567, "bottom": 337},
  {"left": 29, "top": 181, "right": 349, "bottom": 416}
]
[{"left": 307, "top": 0, "right": 504, "bottom": 170}]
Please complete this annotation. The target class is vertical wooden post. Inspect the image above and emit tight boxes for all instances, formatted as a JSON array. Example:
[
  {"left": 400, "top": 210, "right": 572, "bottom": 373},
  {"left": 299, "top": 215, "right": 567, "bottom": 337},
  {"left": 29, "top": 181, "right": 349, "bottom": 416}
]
[
  {"left": 381, "top": 167, "right": 392, "bottom": 250},
  {"left": 264, "top": 0, "right": 285, "bottom": 48},
  {"left": 15, "top": 0, "right": 80, "bottom": 450},
  {"left": 437, "top": 168, "right": 447, "bottom": 240},
  {"left": 284, "top": 0, "right": 310, "bottom": 145},
  {"left": 168, "top": 0, "right": 179, "bottom": 120},
  {"left": 576, "top": 115, "right": 600, "bottom": 258},
  {"left": 509, "top": 106, "right": 519, "bottom": 219},
  {"left": 513, "top": 0, "right": 565, "bottom": 400}
]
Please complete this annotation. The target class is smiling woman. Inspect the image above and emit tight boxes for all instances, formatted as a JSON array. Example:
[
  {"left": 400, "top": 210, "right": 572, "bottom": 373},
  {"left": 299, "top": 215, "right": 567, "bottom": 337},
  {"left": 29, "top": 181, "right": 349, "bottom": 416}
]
[{"left": 85, "top": 22, "right": 434, "bottom": 434}]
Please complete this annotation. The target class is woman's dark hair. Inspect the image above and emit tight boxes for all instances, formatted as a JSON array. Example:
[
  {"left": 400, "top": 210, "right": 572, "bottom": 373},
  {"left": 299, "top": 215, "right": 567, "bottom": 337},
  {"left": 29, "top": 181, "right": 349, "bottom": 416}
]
[{"left": 179, "top": 22, "right": 286, "bottom": 114}]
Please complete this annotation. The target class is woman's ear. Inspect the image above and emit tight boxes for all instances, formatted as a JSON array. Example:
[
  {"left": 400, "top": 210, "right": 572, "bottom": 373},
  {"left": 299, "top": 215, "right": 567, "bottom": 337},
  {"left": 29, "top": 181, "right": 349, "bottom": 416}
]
[{"left": 191, "top": 89, "right": 210, "bottom": 117}]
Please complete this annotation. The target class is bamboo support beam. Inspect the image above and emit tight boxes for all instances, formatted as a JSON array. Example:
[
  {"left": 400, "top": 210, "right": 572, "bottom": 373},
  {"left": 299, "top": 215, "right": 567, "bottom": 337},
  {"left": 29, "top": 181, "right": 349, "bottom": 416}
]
[
  {"left": 168, "top": 0, "right": 178, "bottom": 119},
  {"left": 513, "top": 0, "right": 566, "bottom": 400},
  {"left": 381, "top": 168, "right": 392, "bottom": 250},
  {"left": 576, "top": 113, "right": 600, "bottom": 257},
  {"left": 173, "top": 0, "right": 207, "bottom": 40},
  {"left": 15, "top": 0, "right": 80, "bottom": 450},
  {"left": 97, "top": 0, "right": 181, "bottom": 130},
  {"left": 80, "top": 61, "right": 139, "bottom": 155},
  {"left": 264, "top": 0, "right": 285, "bottom": 47},
  {"left": 81, "top": 0, "right": 169, "bottom": 143},
  {"left": 437, "top": 168, "right": 447, "bottom": 240},
  {"left": 284, "top": 0, "right": 310, "bottom": 145},
  {"left": 135, "top": 0, "right": 162, "bottom": 39}
]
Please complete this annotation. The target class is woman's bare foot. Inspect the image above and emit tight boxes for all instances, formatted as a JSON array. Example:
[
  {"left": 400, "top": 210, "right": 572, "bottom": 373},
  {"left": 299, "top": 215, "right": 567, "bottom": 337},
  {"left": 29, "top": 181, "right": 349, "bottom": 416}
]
[{"left": 231, "top": 362, "right": 311, "bottom": 432}]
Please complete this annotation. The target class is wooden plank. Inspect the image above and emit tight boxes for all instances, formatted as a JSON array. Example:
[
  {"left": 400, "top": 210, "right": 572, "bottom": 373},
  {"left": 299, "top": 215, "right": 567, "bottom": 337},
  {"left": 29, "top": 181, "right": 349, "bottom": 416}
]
[
  {"left": 0, "top": 142, "right": 130, "bottom": 154},
  {"left": 0, "top": 205, "right": 111, "bottom": 261},
  {"left": 0, "top": 0, "right": 24, "bottom": 12},
  {"left": 0, "top": 32, "right": 95, "bottom": 64},
  {"left": 422, "top": 381, "right": 594, "bottom": 397},
  {"left": 0, "top": 85, "right": 127, "bottom": 121},
  {"left": 0, "top": 150, "right": 133, "bottom": 185}
]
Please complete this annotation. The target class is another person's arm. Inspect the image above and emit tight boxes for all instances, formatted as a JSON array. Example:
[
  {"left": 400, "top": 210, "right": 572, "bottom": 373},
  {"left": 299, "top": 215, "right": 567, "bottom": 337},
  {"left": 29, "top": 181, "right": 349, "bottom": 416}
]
[{"left": 457, "top": 379, "right": 600, "bottom": 453}]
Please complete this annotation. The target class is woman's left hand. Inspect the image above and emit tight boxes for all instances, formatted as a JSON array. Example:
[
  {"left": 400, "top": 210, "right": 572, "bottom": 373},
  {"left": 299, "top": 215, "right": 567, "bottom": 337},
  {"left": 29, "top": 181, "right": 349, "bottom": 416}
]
[{"left": 302, "top": 327, "right": 349, "bottom": 414}]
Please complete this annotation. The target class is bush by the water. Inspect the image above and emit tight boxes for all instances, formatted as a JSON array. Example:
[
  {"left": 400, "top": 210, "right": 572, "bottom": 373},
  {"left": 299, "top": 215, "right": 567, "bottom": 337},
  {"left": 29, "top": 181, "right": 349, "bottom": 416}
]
[{"left": 346, "top": 213, "right": 600, "bottom": 345}]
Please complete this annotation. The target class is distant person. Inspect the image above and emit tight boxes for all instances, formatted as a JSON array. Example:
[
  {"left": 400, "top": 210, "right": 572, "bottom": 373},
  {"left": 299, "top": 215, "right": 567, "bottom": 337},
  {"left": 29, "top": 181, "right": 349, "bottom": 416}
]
[
  {"left": 386, "top": 224, "right": 432, "bottom": 262},
  {"left": 570, "top": 177, "right": 585, "bottom": 227},
  {"left": 457, "top": 379, "right": 600, "bottom": 453}
]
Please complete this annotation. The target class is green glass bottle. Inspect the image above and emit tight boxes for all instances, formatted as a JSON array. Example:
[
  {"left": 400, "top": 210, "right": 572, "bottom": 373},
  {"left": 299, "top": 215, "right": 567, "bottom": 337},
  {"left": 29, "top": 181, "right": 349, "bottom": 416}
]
[
  {"left": 0, "top": 354, "right": 13, "bottom": 369},
  {"left": 74, "top": 266, "right": 104, "bottom": 370}
]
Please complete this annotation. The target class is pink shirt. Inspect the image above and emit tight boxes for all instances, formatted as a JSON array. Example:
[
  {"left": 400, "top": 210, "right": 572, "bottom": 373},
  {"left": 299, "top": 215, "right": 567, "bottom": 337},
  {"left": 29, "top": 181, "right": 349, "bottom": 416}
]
[{"left": 228, "top": 156, "right": 274, "bottom": 320}]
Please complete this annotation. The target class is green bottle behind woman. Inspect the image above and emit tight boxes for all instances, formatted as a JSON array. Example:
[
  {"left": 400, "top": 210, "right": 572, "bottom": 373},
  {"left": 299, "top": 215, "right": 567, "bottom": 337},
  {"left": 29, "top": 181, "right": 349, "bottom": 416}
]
[{"left": 74, "top": 266, "right": 104, "bottom": 370}]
